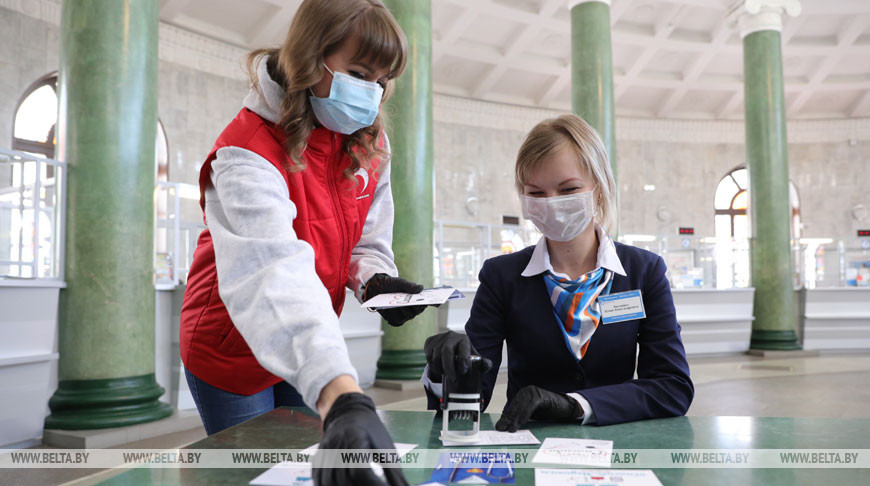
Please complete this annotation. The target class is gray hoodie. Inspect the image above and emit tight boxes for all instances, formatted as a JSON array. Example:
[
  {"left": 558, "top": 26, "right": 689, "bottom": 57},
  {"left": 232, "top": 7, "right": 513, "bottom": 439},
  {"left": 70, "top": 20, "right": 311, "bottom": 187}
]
[{"left": 203, "top": 57, "right": 398, "bottom": 409}]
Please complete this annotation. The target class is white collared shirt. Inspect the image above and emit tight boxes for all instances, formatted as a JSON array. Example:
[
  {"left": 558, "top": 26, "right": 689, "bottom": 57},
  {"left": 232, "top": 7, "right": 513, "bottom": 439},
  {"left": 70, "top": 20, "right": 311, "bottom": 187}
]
[
  {"left": 521, "top": 225, "right": 627, "bottom": 279},
  {"left": 522, "top": 225, "right": 626, "bottom": 425}
]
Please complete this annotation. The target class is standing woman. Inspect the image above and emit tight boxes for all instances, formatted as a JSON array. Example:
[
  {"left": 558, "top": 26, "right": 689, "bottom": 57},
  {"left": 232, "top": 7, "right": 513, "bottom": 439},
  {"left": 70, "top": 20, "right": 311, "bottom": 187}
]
[{"left": 180, "top": 1, "right": 420, "bottom": 482}]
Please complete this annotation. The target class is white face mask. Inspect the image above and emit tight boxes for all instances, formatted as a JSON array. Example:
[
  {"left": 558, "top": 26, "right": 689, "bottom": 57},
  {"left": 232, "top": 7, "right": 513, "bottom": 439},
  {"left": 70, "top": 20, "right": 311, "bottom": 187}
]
[{"left": 521, "top": 190, "right": 595, "bottom": 242}]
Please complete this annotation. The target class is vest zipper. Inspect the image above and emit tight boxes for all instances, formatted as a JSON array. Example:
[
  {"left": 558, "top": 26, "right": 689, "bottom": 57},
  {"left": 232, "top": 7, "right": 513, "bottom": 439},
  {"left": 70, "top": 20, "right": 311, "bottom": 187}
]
[{"left": 328, "top": 133, "right": 348, "bottom": 306}]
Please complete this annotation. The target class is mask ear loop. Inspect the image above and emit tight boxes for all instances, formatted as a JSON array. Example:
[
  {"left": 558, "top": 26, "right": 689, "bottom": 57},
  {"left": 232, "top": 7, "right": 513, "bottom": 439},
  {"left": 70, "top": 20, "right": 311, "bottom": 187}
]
[{"left": 309, "top": 63, "right": 335, "bottom": 98}]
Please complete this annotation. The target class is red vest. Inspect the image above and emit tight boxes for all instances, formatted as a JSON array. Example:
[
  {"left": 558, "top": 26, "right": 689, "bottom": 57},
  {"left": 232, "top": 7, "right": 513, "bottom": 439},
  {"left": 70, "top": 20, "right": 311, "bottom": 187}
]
[{"left": 179, "top": 108, "right": 380, "bottom": 395}]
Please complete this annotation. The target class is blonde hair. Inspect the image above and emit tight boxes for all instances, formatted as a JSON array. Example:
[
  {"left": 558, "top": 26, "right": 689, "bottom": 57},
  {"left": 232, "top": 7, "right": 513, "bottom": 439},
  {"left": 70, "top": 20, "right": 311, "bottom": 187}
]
[
  {"left": 515, "top": 114, "right": 617, "bottom": 231},
  {"left": 246, "top": 0, "right": 407, "bottom": 176}
]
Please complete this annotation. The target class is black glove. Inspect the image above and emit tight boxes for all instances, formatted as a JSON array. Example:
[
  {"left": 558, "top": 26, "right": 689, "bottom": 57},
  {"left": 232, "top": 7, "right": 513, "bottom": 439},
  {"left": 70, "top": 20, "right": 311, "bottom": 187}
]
[
  {"left": 495, "top": 385, "right": 581, "bottom": 432},
  {"left": 364, "top": 273, "right": 426, "bottom": 327},
  {"left": 424, "top": 331, "right": 492, "bottom": 383},
  {"left": 313, "top": 393, "right": 408, "bottom": 486}
]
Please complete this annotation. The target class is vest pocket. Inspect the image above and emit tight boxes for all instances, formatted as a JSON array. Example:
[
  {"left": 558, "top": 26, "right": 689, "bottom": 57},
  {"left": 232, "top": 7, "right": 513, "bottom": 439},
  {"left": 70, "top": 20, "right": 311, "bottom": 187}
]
[{"left": 216, "top": 326, "right": 251, "bottom": 356}]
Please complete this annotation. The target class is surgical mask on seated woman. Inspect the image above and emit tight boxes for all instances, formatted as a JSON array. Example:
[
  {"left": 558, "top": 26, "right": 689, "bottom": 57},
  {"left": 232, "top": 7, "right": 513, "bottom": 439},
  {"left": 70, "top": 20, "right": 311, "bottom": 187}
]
[{"left": 521, "top": 189, "right": 595, "bottom": 242}]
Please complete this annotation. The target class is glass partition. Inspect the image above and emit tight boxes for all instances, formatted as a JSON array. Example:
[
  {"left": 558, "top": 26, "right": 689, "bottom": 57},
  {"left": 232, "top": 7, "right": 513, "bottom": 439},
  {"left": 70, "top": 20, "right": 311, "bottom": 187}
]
[
  {"left": 0, "top": 148, "right": 65, "bottom": 280},
  {"left": 154, "top": 182, "right": 205, "bottom": 286},
  {"left": 799, "top": 237, "right": 870, "bottom": 288},
  {"left": 434, "top": 220, "right": 540, "bottom": 289}
]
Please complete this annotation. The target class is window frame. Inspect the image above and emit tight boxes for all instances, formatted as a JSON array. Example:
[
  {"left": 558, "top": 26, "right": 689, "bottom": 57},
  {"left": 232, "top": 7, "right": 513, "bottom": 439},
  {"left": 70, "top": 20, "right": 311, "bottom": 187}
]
[{"left": 12, "top": 72, "right": 58, "bottom": 159}]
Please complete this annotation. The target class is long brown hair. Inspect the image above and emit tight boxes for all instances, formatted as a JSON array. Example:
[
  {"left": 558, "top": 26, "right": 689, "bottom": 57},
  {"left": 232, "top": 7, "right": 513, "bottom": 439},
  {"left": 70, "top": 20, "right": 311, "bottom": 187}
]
[{"left": 247, "top": 0, "right": 407, "bottom": 176}]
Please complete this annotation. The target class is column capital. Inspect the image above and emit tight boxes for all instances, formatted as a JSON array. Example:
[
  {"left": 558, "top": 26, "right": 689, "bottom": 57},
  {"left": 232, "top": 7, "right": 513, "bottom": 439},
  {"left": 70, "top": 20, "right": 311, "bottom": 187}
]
[
  {"left": 728, "top": 0, "right": 801, "bottom": 38},
  {"left": 569, "top": 0, "right": 611, "bottom": 9}
]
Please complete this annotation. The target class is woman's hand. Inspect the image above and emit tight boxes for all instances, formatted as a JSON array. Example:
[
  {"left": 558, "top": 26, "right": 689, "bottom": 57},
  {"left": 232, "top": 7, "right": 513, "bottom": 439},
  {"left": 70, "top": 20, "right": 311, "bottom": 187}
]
[
  {"left": 363, "top": 274, "right": 426, "bottom": 326},
  {"left": 424, "top": 331, "right": 492, "bottom": 383},
  {"left": 313, "top": 393, "right": 408, "bottom": 486},
  {"left": 495, "top": 386, "right": 581, "bottom": 432}
]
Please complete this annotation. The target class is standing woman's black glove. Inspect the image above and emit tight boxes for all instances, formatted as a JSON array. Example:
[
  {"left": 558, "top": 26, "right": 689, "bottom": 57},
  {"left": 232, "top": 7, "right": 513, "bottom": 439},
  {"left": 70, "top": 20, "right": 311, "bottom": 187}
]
[
  {"left": 495, "top": 385, "right": 581, "bottom": 432},
  {"left": 364, "top": 273, "right": 426, "bottom": 327},
  {"left": 313, "top": 393, "right": 408, "bottom": 486},
  {"left": 424, "top": 331, "right": 492, "bottom": 383}
]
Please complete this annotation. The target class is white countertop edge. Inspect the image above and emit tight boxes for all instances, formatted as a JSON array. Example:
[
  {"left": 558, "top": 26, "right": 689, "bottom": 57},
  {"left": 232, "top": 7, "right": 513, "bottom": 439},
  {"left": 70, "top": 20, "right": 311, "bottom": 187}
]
[
  {"left": 0, "top": 352, "right": 59, "bottom": 367},
  {"left": 804, "top": 287, "right": 870, "bottom": 292},
  {"left": 0, "top": 279, "right": 66, "bottom": 288},
  {"left": 342, "top": 330, "right": 385, "bottom": 339}
]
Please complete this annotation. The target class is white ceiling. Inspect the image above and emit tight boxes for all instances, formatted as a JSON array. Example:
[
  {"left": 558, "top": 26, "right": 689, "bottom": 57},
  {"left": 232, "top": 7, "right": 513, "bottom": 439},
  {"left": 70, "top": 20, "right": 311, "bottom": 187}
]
[{"left": 158, "top": 0, "right": 870, "bottom": 120}]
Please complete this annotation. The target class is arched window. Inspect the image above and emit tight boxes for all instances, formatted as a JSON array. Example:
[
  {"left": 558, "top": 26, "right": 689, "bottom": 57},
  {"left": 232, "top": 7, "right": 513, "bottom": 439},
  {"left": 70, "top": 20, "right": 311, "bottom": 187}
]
[
  {"left": 8, "top": 73, "right": 170, "bottom": 279},
  {"left": 713, "top": 167, "right": 801, "bottom": 288},
  {"left": 13, "top": 72, "right": 170, "bottom": 170},
  {"left": 13, "top": 73, "right": 58, "bottom": 159},
  {"left": 714, "top": 167, "right": 801, "bottom": 240}
]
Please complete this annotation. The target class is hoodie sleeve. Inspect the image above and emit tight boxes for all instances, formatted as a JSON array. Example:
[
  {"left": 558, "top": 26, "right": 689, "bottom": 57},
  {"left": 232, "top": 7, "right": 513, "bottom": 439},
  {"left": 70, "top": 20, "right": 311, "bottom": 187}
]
[
  {"left": 347, "top": 134, "right": 399, "bottom": 302},
  {"left": 204, "top": 146, "right": 359, "bottom": 409}
]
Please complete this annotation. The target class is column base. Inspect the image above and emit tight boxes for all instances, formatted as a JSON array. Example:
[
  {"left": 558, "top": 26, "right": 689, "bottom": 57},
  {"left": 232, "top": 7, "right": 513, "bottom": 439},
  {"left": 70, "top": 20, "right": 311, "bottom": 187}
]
[
  {"left": 46, "top": 374, "right": 173, "bottom": 430},
  {"left": 749, "top": 330, "right": 802, "bottom": 351},
  {"left": 376, "top": 350, "right": 426, "bottom": 381}
]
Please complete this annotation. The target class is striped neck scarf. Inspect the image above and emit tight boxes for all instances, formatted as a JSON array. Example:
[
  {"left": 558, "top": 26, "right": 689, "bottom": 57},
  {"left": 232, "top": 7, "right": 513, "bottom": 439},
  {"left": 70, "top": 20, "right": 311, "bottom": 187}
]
[{"left": 544, "top": 267, "right": 613, "bottom": 361}]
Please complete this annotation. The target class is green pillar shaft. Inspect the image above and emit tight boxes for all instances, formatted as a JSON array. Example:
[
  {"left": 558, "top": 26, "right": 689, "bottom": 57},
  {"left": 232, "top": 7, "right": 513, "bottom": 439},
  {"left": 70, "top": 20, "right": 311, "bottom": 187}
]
[
  {"left": 743, "top": 30, "right": 800, "bottom": 350},
  {"left": 570, "top": 0, "right": 617, "bottom": 184},
  {"left": 378, "top": 0, "right": 435, "bottom": 380},
  {"left": 47, "top": 0, "right": 171, "bottom": 429}
]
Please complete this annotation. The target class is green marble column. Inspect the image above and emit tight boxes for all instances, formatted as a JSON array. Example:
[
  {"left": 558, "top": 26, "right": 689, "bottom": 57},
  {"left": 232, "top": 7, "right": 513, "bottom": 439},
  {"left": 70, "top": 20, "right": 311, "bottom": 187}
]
[
  {"left": 46, "top": 0, "right": 171, "bottom": 429},
  {"left": 743, "top": 30, "right": 800, "bottom": 350},
  {"left": 378, "top": 0, "right": 435, "bottom": 380},
  {"left": 570, "top": 0, "right": 617, "bottom": 185}
]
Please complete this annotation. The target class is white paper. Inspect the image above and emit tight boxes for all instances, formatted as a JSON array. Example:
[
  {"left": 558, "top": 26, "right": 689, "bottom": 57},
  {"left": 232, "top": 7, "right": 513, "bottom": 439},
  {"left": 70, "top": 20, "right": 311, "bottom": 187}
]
[
  {"left": 249, "top": 462, "right": 313, "bottom": 486},
  {"left": 250, "top": 444, "right": 417, "bottom": 486},
  {"left": 440, "top": 429, "right": 540, "bottom": 447},
  {"left": 532, "top": 437, "right": 613, "bottom": 467},
  {"left": 534, "top": 468, "right": 662, "bottom": 486},
  {"left": 362, "top": 287, "right": 464, "bottom": 310}
]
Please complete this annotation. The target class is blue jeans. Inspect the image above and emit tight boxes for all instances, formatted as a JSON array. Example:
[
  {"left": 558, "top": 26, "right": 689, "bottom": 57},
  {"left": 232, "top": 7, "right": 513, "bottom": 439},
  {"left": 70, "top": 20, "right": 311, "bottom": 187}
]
[{"left": 185, "top": 368, "right": 309, "bottom": 435}]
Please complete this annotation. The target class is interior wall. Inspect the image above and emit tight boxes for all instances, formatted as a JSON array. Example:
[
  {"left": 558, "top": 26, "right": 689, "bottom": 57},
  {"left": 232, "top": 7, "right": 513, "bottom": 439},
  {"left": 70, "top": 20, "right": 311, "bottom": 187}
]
[
  {"left": 3, "top": 5, "right": 869, "bottom": 244},
  {"left": 0, "top": 5, "right": 248, "bottom": 189},
  {"left": 434, "top": 96, "right": 870, "bottom": 242}
]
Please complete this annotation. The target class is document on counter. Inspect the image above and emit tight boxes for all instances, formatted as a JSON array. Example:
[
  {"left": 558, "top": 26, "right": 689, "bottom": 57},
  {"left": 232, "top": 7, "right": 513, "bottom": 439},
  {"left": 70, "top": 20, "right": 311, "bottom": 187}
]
[
  {"left": 362, "top": 286, "right": 464, "bottom": 310},
  {"left": 534, "top": 468, "right": 662, "bottom": 486},
  {"left": 441, "top": 429, "right": 540, "bottom": 447},
  {"left": 249, "top": 444, "right": 417, "bottom": 486},
  {"left": 531, "top": 437, "right": 613, "bottom": 467}
]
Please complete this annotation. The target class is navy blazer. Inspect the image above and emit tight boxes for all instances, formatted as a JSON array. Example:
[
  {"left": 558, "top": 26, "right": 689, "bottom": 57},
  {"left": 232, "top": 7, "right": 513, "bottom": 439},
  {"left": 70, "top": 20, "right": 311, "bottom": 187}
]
[{"left": 433, "top": 242, "right": 693, "bottom": 426}]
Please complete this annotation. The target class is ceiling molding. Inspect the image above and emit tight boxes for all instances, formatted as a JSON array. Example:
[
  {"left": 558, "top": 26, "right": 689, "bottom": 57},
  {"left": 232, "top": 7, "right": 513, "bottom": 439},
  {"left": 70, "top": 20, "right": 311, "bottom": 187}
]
[
  {"left": 5, "top": 0, "right": 869, "bottom": 121},
  {"left": 0, "top": 0, "right": 60, "bottom": 23},
  {"left": 3, "top": 0, "right": 250, "bottom": 81},
  {"left": 787, "top": 15, "right": 870, "bottom": 114}
]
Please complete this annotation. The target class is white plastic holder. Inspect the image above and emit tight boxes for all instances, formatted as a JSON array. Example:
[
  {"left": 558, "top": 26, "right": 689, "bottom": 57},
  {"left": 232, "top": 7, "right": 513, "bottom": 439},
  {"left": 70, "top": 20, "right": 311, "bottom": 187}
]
[{"left": 440, "top": 392, "right": 481, "bottom": 443}]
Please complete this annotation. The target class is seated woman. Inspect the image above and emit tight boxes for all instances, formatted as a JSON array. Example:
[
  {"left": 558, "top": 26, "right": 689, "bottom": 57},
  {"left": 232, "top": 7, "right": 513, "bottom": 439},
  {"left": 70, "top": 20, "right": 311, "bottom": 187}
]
[{"left": 423, "top": 114, "right": 693, "bottom": 429}]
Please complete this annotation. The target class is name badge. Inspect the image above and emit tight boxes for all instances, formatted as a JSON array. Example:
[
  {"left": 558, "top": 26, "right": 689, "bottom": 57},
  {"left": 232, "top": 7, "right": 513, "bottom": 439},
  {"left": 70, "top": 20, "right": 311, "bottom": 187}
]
[{"left": 598, "top": 290, "right": 646, "bottom": 324}]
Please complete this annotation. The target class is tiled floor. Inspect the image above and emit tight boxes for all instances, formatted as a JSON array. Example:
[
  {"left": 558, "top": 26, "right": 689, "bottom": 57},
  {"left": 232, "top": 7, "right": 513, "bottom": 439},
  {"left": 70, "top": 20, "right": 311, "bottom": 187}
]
[{"left": 2, "top": 351, "right": 869, "bottom": 485}]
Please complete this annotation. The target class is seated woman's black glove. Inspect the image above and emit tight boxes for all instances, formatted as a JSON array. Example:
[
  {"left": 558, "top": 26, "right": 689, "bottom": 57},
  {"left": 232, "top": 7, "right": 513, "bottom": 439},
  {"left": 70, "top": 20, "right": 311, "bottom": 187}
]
[
  {"left": 495, "top": 385, "right": 581, "bottom": 432},
  {"left": 424, "top": 331, "right": 492, "bottom": 383},
  {"left": 364, "top": 273, "right": 426, "bottom": 327},
  {"left": 313, "top": 393, "right": 408, "bottom": 486}
]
